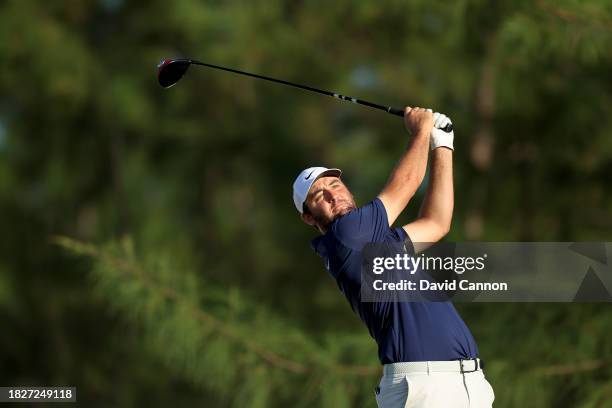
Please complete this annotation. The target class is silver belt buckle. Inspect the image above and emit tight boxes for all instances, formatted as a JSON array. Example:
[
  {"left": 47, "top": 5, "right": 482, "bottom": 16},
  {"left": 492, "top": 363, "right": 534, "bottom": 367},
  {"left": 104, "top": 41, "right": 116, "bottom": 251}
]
[{"left": 460, "top": 358, "right": 479, "bottom": 373}]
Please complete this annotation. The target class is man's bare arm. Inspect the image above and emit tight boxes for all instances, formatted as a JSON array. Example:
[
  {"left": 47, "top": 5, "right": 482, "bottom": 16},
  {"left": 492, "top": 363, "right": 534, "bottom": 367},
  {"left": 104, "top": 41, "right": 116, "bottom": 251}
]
[
  {"left": 378, "top": 107, "right": 433, "bottom": 226},
  {"left": 403, "top": 147, "right": 453, "bottom": 247}
]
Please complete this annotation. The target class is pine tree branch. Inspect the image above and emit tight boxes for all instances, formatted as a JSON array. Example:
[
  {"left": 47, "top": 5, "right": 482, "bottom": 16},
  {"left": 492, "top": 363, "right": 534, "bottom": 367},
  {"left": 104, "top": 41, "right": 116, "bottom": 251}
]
[
  {"left": 54, "top": 236, "right": 379, "bottom": 377},
  {"left": 535, "top": 358, "right": 612, "bottom": 376},
  {"left": 536, "top": 1, "right": 612, "bottom": 30}
]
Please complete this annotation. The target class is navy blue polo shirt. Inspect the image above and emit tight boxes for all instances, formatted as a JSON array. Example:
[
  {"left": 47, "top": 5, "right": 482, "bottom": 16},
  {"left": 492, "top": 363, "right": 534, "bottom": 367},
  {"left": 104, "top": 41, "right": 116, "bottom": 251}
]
[{"left": 311, "top": 198, "right": 479, "bottom": 364}]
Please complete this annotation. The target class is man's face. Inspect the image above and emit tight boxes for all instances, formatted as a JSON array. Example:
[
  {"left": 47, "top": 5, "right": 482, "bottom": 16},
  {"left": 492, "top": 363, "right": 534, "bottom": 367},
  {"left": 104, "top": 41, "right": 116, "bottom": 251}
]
[{"left": 301, "top": 176, "right": 356, "bottom": 232}]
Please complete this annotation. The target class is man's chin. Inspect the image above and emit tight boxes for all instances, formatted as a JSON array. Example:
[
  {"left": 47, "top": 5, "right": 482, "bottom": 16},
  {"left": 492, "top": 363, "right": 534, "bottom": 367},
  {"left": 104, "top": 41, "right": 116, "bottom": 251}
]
[
  {"left": 315, "top": 205, "right": 356, "bottom": 229},
  {"left": 333, "top": 205, "right": 356, "bottom": 218}
]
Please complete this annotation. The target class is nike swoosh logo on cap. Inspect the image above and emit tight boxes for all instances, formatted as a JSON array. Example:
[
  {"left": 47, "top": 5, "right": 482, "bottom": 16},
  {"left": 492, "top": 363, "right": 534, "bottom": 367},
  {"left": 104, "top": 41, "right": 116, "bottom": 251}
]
[{"left": 304, "top": 170, "right": 316, "bottom": 180}]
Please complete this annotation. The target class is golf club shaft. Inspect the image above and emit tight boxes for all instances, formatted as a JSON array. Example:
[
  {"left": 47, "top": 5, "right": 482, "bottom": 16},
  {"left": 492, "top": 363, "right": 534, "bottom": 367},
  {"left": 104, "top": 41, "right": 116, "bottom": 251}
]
[{"left": 189, "top": 59, "right": 406, "bottom": 117}]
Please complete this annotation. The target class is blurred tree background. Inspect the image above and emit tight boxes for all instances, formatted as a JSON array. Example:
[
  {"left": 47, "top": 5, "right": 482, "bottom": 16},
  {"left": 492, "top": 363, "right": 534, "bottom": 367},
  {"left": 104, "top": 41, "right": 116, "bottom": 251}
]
[{"left": 1, "top": 0, "right": 611, "bottom": 406}]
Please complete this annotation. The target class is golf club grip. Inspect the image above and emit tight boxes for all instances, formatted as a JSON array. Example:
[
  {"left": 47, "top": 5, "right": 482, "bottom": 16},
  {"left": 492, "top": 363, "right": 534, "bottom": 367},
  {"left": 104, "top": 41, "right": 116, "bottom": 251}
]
[
  {"left": 387, "top": 107, "right": 405, "bottom": 117},
  {"left": 388, "top": 106, "right": 454, "bottom": 133}
]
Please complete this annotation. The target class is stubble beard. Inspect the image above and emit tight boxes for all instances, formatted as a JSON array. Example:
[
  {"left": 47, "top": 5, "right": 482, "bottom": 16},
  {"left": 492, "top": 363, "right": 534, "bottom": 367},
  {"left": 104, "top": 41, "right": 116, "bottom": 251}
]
[{"left": 313, "top": 201, "right": 356, "bottom": 231}]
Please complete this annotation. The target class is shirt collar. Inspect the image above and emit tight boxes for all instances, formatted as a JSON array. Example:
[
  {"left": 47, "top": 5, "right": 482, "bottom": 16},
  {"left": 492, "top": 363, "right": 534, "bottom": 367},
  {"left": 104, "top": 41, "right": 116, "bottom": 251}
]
[
  {"left": 309, "top": 215, "right": 343, "bottom": 257},
  {"left": 310, "top": 235, "right": 328, "bottom": 257}
]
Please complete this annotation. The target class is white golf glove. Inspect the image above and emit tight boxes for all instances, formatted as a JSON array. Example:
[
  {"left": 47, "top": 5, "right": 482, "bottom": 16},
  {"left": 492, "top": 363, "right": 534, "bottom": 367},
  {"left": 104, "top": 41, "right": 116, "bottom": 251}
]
[{"left": 430, "top": 112, "right": 454, "bottom": 151}]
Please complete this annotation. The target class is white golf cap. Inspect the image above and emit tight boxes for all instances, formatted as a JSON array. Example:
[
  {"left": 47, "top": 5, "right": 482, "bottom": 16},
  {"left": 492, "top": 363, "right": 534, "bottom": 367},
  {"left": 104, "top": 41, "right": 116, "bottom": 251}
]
[{"left": 293, "top": 166, "right": 342, "bottom": 213}]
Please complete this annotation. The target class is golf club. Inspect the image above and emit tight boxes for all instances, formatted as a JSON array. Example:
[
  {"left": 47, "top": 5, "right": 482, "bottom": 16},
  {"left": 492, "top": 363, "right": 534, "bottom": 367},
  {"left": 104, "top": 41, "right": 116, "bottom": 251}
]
[{"left": 157, "top": 58, "right": 453, "bottom": 133}]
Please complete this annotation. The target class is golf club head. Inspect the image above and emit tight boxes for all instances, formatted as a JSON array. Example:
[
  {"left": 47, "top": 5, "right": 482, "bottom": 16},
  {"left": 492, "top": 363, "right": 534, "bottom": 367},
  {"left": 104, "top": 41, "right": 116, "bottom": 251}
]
[{"left": 157, "top": 58, "right": 191, "bottom": 88}]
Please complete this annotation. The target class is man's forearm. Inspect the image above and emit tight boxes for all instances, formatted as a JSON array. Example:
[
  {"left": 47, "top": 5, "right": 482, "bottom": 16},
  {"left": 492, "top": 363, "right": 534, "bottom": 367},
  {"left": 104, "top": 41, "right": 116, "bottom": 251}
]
[
  {"left": 386, "top": 130, "right": 430, "bottom": 197},
  {"left": 379, "top": 130, "right": 431, "bottom": 223},
  {"left": 418, "top": 148, "right": 454, "bottom": 232}
]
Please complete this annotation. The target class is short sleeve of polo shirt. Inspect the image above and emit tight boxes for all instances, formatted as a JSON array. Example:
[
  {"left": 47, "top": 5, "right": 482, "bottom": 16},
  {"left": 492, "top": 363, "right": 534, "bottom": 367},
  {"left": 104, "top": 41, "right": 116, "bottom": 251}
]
[{"left": 331, "top": 198, "right": 392, "bottom": 250}]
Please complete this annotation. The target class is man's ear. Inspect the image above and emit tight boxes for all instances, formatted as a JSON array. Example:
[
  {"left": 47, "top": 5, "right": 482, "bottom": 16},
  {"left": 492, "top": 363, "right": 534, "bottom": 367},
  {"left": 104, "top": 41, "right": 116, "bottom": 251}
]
[{"left": 301, "top": 212, "right": 316, "bottom": 227}]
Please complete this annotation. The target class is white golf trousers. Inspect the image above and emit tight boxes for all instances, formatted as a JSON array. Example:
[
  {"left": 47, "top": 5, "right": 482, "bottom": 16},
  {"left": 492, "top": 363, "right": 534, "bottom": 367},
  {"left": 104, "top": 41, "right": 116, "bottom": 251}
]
[{"left": 375, "top": 361, "right": 495, "bottom": 408}]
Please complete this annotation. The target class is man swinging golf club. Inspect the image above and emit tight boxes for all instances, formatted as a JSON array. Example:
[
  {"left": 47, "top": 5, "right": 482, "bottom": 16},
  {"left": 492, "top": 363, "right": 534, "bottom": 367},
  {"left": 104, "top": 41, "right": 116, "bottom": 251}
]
[{"left": 293, "top": 107, "right": 495, "bottom": 407}]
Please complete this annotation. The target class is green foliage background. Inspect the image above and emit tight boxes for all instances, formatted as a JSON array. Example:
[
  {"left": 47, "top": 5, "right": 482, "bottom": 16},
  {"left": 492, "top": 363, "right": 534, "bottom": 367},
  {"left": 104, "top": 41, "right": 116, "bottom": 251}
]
[{"left": 0, "top": 0, "right": 611, "bottom": 406}]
